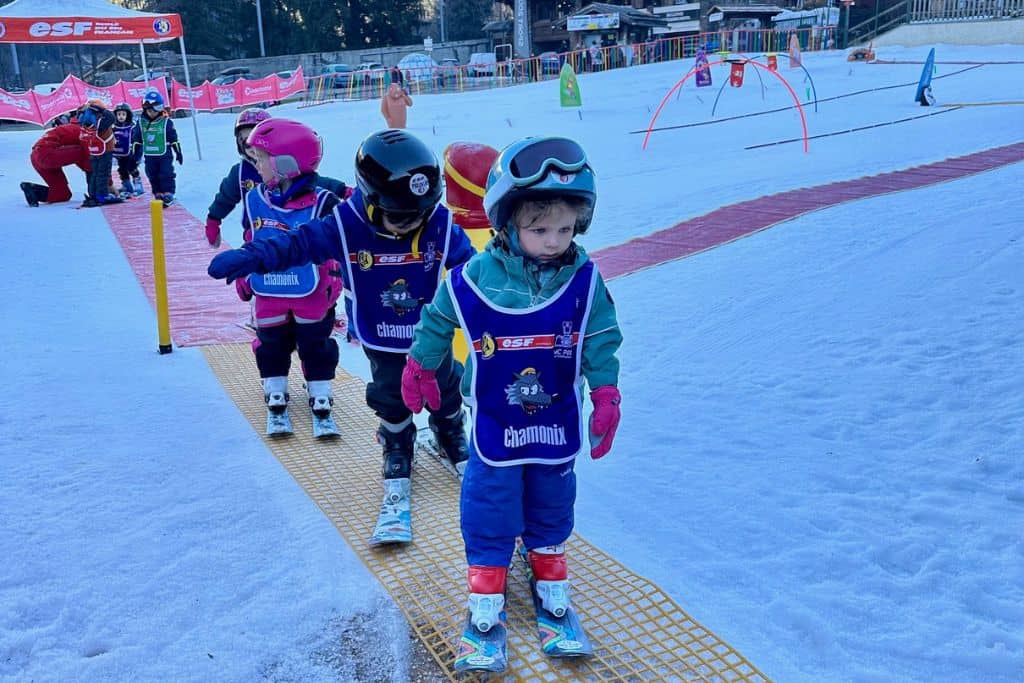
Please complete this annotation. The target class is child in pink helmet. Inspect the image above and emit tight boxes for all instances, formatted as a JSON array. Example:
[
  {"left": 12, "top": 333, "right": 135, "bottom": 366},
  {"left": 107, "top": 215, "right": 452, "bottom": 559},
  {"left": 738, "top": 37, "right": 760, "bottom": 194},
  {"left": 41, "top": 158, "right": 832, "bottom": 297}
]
[
  {"left": 204, "top": 108, "right": 348, "bottom": 248},
  {"left": 236, "top": 118, "right": 346, "bottom": 432}
]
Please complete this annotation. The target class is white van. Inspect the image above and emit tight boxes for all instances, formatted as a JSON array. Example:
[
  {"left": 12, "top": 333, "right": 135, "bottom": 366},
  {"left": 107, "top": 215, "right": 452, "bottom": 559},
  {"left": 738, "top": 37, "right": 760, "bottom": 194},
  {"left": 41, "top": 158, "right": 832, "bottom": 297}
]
[{"left": 467, "top": 52, "right": 496, "bottom": 77}]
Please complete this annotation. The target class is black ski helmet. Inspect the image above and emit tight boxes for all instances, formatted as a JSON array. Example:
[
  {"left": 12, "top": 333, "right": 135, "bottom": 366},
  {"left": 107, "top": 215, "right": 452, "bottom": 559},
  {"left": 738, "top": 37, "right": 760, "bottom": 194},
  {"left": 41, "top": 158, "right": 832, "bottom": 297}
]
[
  {"left": 113, "top": 102, "right": 133, "bottom": 124},
  {"left": 354, "top": 129, "right": 443, "bottom": 225}
]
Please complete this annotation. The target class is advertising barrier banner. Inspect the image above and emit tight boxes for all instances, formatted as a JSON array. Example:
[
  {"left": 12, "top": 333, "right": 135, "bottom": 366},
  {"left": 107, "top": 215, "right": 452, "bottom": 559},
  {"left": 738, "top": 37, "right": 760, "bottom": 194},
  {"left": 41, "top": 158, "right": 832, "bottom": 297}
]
[{"left": 0, "top": 67, "right": 304, "bottom": 125}]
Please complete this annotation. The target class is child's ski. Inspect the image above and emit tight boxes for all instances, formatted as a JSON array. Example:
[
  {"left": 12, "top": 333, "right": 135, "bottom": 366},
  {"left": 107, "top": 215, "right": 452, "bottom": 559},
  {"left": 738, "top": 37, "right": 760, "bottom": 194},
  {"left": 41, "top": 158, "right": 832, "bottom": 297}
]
[
  {"left": 453, "top": 609, "right": 508, "bottom": 673},
  {"left": 311, "top": 410, "right": 340, "bottom": 438},
  {"left": 266, "top": 407, "right": 293, "bottom": 436},
  {"left": 369, "top": 478, "right": 412, "bottom": 545},
  {"left": 518, "top": 544, "right": 593, "bottom": 657},
  {"left": 415, "top": 428, "right": 463, "bottom": 480}
]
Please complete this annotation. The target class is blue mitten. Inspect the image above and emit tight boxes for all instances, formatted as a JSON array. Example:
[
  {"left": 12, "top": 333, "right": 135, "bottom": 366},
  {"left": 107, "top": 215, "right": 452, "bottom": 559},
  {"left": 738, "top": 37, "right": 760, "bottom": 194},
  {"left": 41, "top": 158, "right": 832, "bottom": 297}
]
[{"left": 208, "top": 248, "right": 259, "bottom": 284}]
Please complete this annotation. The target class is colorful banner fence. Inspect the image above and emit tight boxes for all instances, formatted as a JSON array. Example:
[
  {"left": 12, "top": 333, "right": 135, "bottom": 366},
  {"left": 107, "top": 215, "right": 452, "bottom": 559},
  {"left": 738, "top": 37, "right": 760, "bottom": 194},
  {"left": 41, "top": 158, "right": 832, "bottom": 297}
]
[{"left": 0, "top": 68, "right": 305, "bottom": 125}]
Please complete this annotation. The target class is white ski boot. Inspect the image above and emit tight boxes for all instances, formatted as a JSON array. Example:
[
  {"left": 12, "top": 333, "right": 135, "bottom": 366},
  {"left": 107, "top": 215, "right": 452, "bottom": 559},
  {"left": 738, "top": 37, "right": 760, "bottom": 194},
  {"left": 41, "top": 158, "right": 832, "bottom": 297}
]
[{"left": 307, "top": 379, "right": 339, "bottom": 438}]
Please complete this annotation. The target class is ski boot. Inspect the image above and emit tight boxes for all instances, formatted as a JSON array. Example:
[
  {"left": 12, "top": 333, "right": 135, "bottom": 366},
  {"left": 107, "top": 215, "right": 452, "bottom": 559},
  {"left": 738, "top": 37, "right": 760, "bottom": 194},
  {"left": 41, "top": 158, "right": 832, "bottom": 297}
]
[
  {"left": 119, "top": 182, "right": 134, "bottom": 199},
  {"left": 528, "top": 545, "right": 571, "bottom": 618},
  {"left": 467, "top": 565, "right": 507, "bottom": 633},
  {"left": 429, "top": 410, "right": 470, "bottom": 475},
  {"left": 97, "top": 193, "right": 124, "bottom": 205},
  {"left": 307, "top": 380, "right": 333, "bottom": 419},
  {"left": 378, "top": 420, "right": 416, "bottom": 480},
  {"left": 161, "top": 193, "right": 175, "bottom": 207},
  {"left": 132, "top": 175, "right": 145, "bottom": 196},
  {"left": 264, "top": 376, "right": 289, "bottom": 413},
  {"left": 307, "top": 380, "right": 339, "bottom": 438},
  {"left": 79, "top": 194, "right": 100, "bottom": 208},
  {"left": 20, "top": 182, "right": 47, "bottom": 207}
]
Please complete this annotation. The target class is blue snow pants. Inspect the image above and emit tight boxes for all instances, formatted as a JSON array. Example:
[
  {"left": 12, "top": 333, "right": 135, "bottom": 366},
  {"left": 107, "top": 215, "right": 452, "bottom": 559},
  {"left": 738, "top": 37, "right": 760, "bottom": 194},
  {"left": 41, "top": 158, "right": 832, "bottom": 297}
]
[
  {"left": 460, "top": 444, "right": 576, "bottom": 568},
  {"left": 144, "top": 153, "right": 175, "bottom": 194}
]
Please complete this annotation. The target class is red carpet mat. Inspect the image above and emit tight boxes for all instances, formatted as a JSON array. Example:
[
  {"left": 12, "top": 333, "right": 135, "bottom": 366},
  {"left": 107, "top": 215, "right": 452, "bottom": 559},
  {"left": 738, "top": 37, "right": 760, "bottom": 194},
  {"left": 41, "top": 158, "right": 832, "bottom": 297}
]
[
  {"left": 101, "top": 196, "right": 251, "bottom": 347},
  {"left": 593, "top": 141, "right": 1024, "bottom": 281}
]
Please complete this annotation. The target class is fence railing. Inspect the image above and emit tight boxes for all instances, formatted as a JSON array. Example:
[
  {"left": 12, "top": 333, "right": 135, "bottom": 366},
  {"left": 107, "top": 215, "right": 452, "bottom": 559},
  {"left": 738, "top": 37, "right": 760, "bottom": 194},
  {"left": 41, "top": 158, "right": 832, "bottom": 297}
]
[
  {"left": 302, "top": 27, "right": 836, "bottom": 107},
  {"left": 909, "top": 0, "right": 1024, "bottom": 22}
]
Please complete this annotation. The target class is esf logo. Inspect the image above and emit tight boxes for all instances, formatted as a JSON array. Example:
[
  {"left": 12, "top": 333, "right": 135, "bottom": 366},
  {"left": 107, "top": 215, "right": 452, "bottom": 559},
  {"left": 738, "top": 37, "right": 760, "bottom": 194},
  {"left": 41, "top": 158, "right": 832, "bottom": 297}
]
[
  {"left": 153, "top": 18, "right": 172, "bottom": 35},
  {"left": 29, "top": 21, "right": 93, "bottom": 37},
  {"left": 501, "top": 337, "right": 535, "bottom": 349}
]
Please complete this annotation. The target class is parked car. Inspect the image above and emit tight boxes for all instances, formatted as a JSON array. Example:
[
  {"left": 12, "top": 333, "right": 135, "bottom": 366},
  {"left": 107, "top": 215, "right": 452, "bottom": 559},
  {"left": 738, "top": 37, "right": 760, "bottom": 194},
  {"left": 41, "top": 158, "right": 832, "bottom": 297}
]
[
  {"left": 319, "top": 63, "right": 355, "bottom": 89},
  {"left": 397, "top": 53, "right": 438, "bottom": 83},
  {"left": 354, "top": 62, "right": 385, "bottom": 86},
  {"left": 275, "top": 69, "right": 297, "bottom": 79},
  {"left": 211, "top": 66, "right": 253, "bottom": 86},
  {"left": 467, "top": 52, "right": 496, "bottom": 77}
]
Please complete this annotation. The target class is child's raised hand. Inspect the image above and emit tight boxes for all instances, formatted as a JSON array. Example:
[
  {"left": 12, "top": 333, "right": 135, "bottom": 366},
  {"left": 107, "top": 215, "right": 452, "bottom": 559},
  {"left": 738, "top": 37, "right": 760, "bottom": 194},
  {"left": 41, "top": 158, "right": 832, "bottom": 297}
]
[
  {"left": 208, "top": 248, "right": 258, "bottom": 284},
  {"left": 588, "top": 385, "right": 621, "bottom": 459},
  {"left": 401, "top": 357, "right": 441, "bottom": 413}
]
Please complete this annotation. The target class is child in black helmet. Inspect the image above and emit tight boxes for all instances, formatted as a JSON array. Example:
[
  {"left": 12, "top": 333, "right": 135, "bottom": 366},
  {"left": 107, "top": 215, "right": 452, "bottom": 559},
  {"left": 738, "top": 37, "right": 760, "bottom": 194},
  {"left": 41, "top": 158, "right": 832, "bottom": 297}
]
[
  {"left": 112, "top": 103, "right": 143, "bottom": 198},
  {"left": 208, "top": 129, "right": 475, "bottom": 542}
]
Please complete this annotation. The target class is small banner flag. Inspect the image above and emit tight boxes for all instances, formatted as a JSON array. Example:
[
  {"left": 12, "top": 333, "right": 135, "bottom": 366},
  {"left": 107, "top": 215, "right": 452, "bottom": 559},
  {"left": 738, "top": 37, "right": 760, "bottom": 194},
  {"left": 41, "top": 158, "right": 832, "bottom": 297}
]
[
  {"left": 695, "top": 48, "right": 712, "bottom": 87},
  {"left": 729, "top": 61, "right": 745, "bottom": 88},
  {"left": 559, "top": 62, "right": 582, "bottom": 107},
  {"left": 767, "top": 54, "right": 778, "bottom": 72},
  {"left": 788, "top": 33, "right": 802, "bottom": 69},
  {"left": 914, "top": 48, "right": 936, "bottom": 105}
]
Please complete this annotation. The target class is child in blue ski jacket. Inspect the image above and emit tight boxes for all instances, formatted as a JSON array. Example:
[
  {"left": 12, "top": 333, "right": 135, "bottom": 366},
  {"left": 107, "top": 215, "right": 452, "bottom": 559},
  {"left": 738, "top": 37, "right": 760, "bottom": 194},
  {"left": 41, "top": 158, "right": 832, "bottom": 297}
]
[
  {"left": 132, "top": 90, "right": 182, "bottom": 206},
  {"left": 204, "top": 108, "right": 350, "bottom": 248},
  {"left": 111, "top": 103, "right": 142, "bottom": 197},
  {"left": 401, "top": 136, "right": 623, "bottom": 634},
  {"left": 207, "top": 129, "right": 476, "bottom": 510}
]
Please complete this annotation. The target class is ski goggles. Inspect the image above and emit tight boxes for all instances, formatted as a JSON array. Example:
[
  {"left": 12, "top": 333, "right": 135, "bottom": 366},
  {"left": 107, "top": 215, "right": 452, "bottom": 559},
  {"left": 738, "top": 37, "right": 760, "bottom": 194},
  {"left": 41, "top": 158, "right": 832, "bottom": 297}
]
[
  {"left": 381, "top": 208, "right": 427, "bottom": 228},
  {"left": 506, "top": 137, "right": 589, "bottom": 187}
]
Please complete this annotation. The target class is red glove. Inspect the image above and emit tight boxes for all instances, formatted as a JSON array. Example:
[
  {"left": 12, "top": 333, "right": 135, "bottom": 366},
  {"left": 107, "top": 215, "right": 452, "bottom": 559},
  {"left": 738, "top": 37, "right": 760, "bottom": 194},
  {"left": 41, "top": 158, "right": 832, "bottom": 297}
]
[
  {"left": 234, "top": 277, "right": 253, "bottom": 302},
  {"left": 588, "top": 385, "right": 621, "bottom": 460},
  {"left": 401, "top": 357, "right": 440, "bottom": 413},
  {"left": 205, "top": 217, "right": 222, "bottom": 247}
]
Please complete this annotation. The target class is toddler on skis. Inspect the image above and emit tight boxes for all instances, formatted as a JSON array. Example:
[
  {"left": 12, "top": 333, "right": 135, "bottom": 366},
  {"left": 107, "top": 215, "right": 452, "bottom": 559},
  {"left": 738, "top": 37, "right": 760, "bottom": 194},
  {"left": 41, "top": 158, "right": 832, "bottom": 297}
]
[
  {"left": 132, "top": 90, "right": 182, "bottom": 206},
  {"left": 204, "top": 108, "right": 349, "bottom": 249},
  {"left": 402, "top": 136, "right": 623, "bottom": 644},
  {"left": 231, "top": 118, "right": 346, "bottom": 435},
  {"left": 207, "top": 129, "right": 476, "bottom": 542},
  {"left": 77, "top": 101, "right": 119, "bottom": 207},
  {"left": 112, "top": 103, "right": 143, "bottom": 198}
]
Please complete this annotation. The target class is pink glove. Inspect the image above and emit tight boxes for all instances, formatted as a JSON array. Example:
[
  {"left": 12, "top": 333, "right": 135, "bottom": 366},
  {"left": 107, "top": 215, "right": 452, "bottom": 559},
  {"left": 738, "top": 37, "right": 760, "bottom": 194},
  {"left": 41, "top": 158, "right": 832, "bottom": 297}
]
[
  {"left": 401, "top": 357, "right": 440, "bottom": 413},
  {"left": 234, "top": 277, "right": 253, "bottom": 302},
  {"left": 588, "top": 385, "right": 621, "bottom": 460},
  {"left": 205, "top": 217, "right": 222, "bottom": 247}
]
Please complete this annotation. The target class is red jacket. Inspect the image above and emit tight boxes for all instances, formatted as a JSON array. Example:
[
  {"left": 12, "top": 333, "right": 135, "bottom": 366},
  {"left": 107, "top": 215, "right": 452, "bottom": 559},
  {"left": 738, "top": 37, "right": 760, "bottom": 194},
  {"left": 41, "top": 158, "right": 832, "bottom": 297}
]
[{"left": 33, "top": 124, "right": 90, "bottom": 153}]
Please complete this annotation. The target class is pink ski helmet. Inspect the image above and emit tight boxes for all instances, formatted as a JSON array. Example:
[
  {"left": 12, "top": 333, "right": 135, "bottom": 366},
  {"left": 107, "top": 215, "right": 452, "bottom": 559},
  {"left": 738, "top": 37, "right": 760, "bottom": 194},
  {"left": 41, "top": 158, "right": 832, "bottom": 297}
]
[
  {"left": 234, "top": 107, "right": 272, "bottom": 156},
  {"left": 234, "top": 107, "right": 271, "bottom": 134},
  {"left": 246, "top": 118, "right": 323, "bottom": 188}
]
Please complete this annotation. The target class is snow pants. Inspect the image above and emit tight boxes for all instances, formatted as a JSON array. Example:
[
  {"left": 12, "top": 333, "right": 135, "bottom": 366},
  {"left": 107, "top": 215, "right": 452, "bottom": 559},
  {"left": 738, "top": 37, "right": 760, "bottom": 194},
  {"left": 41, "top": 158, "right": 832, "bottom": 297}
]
[
  {"left": 87, "top": 152, "right": 113, "bottom": 199},
  {"left": 253, "top": 305, "right": 338, "bottom": 382},
  {"left": 144, "top": 153, "right": 175, "bottom": 194},
  {"left": 362, "top": 346, "right": 462, "bottom": 425},
  {"left": 29, "top": 145, "right": 90, "bottom": 203},
  {"left": 460, "top": 449, "right": 576, "bottom": 568},
  {"left": 116, "top": 155, "right": 139, "bottom": 184}
]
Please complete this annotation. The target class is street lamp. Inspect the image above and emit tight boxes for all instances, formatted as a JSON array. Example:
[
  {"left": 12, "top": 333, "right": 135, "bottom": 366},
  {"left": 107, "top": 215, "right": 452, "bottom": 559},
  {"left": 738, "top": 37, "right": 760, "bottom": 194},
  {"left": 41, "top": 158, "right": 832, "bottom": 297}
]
[
  {"left": 256, "top": 0, "right": 267, "bottom": 57},
  {"left": 841, "top": 0, "right": 855, "bottom": 49}
]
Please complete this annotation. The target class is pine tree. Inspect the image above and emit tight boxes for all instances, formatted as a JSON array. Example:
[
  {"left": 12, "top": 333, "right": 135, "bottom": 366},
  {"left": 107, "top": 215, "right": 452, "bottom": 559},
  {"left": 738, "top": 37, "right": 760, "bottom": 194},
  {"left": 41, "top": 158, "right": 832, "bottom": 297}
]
[{"left": 444, "top": 0, "right": 491, "bottom": 42}]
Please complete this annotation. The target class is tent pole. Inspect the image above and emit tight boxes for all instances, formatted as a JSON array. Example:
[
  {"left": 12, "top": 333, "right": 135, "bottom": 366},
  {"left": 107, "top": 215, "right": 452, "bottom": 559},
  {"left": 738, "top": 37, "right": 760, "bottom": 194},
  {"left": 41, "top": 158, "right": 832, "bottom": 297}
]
[
  {"left": 178, "top": 36, "right": 202, "bottom": 161},
  {"left": 139, "top": 41, "right": 149, "bottom": 87}
]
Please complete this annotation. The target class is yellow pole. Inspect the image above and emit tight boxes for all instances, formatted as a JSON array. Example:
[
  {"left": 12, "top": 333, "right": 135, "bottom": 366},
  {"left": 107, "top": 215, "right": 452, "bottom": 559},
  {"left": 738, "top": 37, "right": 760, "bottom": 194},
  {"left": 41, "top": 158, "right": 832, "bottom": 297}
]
[{"left": 150, "top": 200, "right": 173, "bottom": 354}]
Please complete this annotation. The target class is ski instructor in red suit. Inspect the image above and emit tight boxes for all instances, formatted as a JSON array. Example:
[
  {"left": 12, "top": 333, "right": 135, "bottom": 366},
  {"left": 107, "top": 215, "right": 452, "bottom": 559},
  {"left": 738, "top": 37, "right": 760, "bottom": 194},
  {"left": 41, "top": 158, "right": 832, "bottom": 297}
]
[{"left": 23, "top": 121, "right": 92, "bottom": 205}]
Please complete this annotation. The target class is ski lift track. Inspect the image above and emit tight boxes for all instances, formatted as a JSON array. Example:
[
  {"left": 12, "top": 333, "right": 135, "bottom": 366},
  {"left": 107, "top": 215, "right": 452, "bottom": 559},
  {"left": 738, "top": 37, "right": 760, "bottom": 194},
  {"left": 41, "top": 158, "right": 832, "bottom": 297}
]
[{"left": 630, "top": 64, "right": 984, "bottom": 135}]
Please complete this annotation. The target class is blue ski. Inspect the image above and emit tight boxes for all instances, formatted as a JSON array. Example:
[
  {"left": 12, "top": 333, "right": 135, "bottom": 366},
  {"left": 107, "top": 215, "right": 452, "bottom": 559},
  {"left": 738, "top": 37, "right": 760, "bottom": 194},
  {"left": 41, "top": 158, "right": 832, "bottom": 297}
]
[
  {"left": 518, "top": 545, "right": 592, "bottom": 657},
  {"left": 453, "top": 609, "right": 507, "bottom": 673},
  {"left": 369, "top": 478, "right": 412, "bottom": 545}
]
